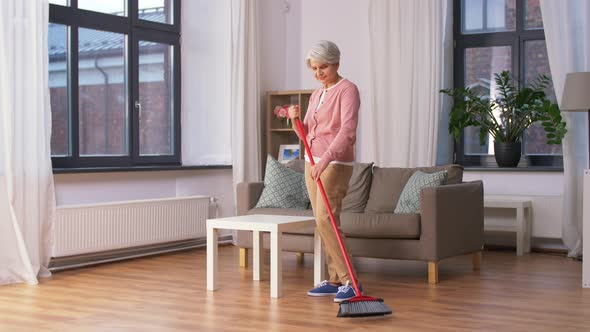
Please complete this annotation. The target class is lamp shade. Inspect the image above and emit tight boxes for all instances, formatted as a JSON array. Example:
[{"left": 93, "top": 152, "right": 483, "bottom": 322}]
[{"left": 561, "top": 72, "right": 590, "bottom": 112}]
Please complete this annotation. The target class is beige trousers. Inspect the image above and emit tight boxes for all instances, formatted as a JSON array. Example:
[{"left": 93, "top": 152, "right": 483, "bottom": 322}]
[{"left": 305, "top": 162, "right": 356, "bottom": 284}]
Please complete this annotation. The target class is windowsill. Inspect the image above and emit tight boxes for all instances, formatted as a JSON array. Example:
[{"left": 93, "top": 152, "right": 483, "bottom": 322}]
[
  {"left": 463, "top": 166, "right": 563, "bottom": 172},
  {"left": 53, "top": 165, "right": 232, "bottom": 174}
]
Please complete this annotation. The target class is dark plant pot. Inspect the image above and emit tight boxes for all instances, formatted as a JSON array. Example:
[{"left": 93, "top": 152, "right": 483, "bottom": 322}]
[{"left": 494, "top": 141, "right": 522, "bottom": 167}]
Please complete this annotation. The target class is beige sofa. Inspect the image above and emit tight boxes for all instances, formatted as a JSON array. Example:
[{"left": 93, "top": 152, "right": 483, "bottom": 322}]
[{"left": 235, "top": 162, "right": 484, "bottom": 283}]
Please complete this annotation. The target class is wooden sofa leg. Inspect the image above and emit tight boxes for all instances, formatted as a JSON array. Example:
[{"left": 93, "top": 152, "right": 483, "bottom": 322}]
[
  {"left": 296, "top": 252, "right": 304, "bottom": 264},
  {"left": 473, "top": 251, "right": 482, "bottom": 271},
  {"left": 428, "top": 261, "right": 439, "bottom": 284},
  {"left": 239, "top": 248, "right": 248, "bottom": 268}
]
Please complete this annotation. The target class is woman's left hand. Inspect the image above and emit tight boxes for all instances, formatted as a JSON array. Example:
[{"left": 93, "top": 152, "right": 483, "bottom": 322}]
[{"left": 310, "top": 159, "right": 329, "bottom": 181}]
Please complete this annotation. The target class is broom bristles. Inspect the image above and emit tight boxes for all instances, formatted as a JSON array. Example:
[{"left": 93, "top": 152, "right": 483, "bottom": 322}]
[{"left": 337, "top": 296, "right": 392, "bottom": 318}]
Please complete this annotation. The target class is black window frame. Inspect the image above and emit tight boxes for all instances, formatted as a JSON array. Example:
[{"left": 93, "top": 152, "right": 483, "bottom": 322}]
[
  {"left": 49, "top": 0, "right": 181, "bottom": 169},
  {"left": 453, "top": 0, "right": 562, "bottom": 168}
]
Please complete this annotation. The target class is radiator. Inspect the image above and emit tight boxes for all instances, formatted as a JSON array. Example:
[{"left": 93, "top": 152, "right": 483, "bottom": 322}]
[{"left": 52, "top": 196, "right": 210, "bottom": 257}]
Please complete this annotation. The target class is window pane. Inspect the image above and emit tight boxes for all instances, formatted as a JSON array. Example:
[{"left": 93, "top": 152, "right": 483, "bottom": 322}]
[
  {"left": 524, "top": 40, "right": 554, "bottom": 101},
  {"left": 464, "top": 46, "right": 512, "bottom": 155},
  {"left": 462, "top": 0, "right": 515, "bottom": 34},
  {"left": 49, "top": 0, "right": 68, "bottom": 5},
  {"left": 78, "top": 28, "right": 128, "bottom": 156},
  {"left": 49, "top": 23, "right": 70, "bottom": 156},
  {"left": 464, "top": 127, "right": 490, "bottom": 156},
  {"left": 139, "top": 0, "right": 173, "bottom": 24},
  {"left": 139, "top": 41, "right": 174, "bottom": 156},
  {"left": 463, "top": 0, "right": 483, "bottom": 31},
  {"left": 523, "top": 40, "right": 561, "bottom": 155},
  {"left": 78, "top": 0, "right": 125, "bottom": 16},
  {"left": 524, "top": 0, "right": 543, "bottom": 29}
]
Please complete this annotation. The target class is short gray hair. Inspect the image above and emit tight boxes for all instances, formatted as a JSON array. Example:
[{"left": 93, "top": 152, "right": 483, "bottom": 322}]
[{"left": 305, "top": 40, "right": 340, "bottom": 68}]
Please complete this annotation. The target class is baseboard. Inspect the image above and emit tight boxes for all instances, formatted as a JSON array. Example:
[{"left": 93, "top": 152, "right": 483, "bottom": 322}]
[
  {"left": 484, "top": 244, "right": 568, "bottom": 255},
  {"left": 49, "top": 235, "right": 233, "bottom": 272},
  {"left": 484, "top": 233, "right": 567, "bottom": 252}
]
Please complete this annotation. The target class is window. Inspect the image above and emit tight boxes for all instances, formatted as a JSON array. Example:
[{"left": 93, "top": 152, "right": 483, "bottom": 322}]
[
  {"left": 453, "top": 0, "right": 561, "bottom": 167},
  {"left": 48, "top": 0, "right": 180, "bottom": 169}
]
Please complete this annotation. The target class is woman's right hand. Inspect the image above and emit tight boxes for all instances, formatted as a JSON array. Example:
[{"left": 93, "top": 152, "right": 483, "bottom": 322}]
[{"left": 288, "top": 105, "right": 300, "bottom": 119}]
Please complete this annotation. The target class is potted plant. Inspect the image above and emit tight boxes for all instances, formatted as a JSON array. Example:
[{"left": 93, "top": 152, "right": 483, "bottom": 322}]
[{"left": 440, "top": 70, "right": 567, "bottom": 167}]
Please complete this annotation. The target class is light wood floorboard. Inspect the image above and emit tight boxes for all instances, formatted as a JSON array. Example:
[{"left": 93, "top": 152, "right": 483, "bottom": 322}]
[{"left": 0, "top": 246, "right": 588, "bottom": 331}]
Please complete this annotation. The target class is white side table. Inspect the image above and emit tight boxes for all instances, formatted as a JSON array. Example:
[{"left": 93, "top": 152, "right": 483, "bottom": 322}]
[
  {"left": 206, "top": 214, "right": 324, "bottom": 298},
  {"left": 484, "top": 196, "right": 533, "bottom": 256}
]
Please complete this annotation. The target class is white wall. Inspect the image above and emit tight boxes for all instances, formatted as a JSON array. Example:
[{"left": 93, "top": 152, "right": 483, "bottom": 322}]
[
  {"left": 299, "top": 0, "right": 374, "bottom": 163},
  {"left": 464, "top": 170, "right": 564, "bottom": 242},
  {"left": 258, "top": 0, "right": 286, "bottom": 92},
  {"left": 258, "top": 0, "right": 301, "bottom": 92},
  {"left": 258, "top": 0, "right": 374, "bottom": 161},
  {"left": 54, "top": 168, "right": 235, "bottom": 218}
]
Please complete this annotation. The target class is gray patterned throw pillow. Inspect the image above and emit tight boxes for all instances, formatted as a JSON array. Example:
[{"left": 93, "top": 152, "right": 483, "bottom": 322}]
[
  {"left": 394, "top": 170, "right": 448, "bottom": 214},
  {"left": 255, "top": 155, "right": 310, "bottom": 209}
]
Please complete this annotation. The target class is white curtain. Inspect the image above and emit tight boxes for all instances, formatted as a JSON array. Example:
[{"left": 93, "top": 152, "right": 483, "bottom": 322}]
[
  {"left": 540, "top": 0, "right": 590, "bottom": 258},
  {"left": 368, "top": 0, "right": 453, "bottom": 167},
  {"left": 230, "top": 0, "right": 261, "bottom": 187},
  {"left": 0, "top": 0, "right": 56, "bottom": 285}
]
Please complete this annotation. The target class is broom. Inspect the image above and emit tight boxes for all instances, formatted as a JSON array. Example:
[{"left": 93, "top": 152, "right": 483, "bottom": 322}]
[{"left": 294, "top": 118, "right": 392, "bottom": 318}]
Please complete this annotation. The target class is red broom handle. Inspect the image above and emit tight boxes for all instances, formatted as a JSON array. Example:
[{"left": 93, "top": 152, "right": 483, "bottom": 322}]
[{"left": 294, "top": 118, "right": 361, "bottom": 296}]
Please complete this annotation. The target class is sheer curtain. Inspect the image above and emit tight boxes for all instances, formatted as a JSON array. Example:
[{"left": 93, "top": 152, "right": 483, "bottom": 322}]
[
  {"left": 368, "top": 0, "right": 453, "bottom": 167},
  {"left": 230, "top": 0, "right": 261, "bottom": 187},
  {"left": 181, "top": 0, "right": 232, "bottom": 166},
  {"left": 0, "top": 0, "right": 56, "bottom": 285},
  {"left": 540, "top": 0, "right": 590, "bottom": 258}
]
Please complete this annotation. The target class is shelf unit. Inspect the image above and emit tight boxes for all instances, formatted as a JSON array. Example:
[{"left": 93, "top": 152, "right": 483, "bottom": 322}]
[{"left": 266, "top": 89, "right": 314, "bottom": 162}]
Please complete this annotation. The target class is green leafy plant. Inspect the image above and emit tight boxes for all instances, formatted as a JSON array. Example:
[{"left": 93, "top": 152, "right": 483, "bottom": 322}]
[{"left": 440, "top": 70, "right": 567, "bottom": 146}]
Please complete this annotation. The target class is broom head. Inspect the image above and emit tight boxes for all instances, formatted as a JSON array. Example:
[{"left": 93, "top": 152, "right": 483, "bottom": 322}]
[{"left": 337, "top": 295, "right": 392, "bottom": 318}]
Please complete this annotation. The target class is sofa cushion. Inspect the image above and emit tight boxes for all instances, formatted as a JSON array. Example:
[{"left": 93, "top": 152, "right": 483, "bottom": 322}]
[
  {"left": 264, "top": 210, "right": 420, "bottom": 239},
  {"left": 365, "top": 167, "right": 414, "bottom": 213},
  {"left": 285, "top": 159, "right": 305, "bottom": 173},
  {"left": 340, "top": 213, "right": 420, "bottom": 239},
  {"left": 247, "top": 207, "right": 314, "bottom": 217},
  {"left": 394, "top": 170, "right": 448, "bottom": 214},
  {"left": 341, "top": 162, "right": 374, "bottom": 213},
  {"left": 255, "top": 156, "right": 310, "bottom": 210},
  {"left": 284, "top": 160, "right": 374, "bottom": 213},
  {"left": 365, "top": 164, "right": 463, "bottom": 213},
  {"left": 416, "top": 164, "right": 463, "bottom": 185}
]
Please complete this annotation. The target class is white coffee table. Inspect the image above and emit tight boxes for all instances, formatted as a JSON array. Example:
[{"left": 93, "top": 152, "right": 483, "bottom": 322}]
[{"left": 206, "top": 214, "right": 325, "bottom": 298}]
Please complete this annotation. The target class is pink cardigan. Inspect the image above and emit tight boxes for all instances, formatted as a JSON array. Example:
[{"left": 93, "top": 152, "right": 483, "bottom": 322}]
[{"left": 297, "top": 79, "right": 360, "bottom": 163}]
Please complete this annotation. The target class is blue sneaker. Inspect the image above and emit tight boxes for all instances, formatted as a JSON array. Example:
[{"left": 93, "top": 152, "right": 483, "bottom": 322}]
[
  {"left": 334, "top": 281, "right": 363, "bottom": 303},
  {"left": 307, "top": 280, "right": 340, "bottom": 297}
]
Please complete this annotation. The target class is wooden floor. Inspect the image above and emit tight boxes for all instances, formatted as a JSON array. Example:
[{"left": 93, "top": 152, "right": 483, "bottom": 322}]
[{"left": 0, "top": 245, "right": 588, "bottom": 332}]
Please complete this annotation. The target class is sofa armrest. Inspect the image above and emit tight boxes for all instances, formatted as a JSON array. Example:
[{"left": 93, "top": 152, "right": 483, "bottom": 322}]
[
  {"left": 236, "top": 182, "right": 264, "bottom": 215},
  {"left": 420, "top": 181, "right": 484, "bottom": 260}
]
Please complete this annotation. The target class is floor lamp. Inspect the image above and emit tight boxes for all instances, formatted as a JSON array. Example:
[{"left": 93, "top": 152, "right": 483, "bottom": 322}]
[{"left": 560, "top": 71, "right": 590, "bottom": 288}]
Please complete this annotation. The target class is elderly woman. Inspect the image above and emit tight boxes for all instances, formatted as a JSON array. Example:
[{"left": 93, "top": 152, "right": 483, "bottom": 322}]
[{"left": 289, "top": 40, "right": 361, "bottom": 303}]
